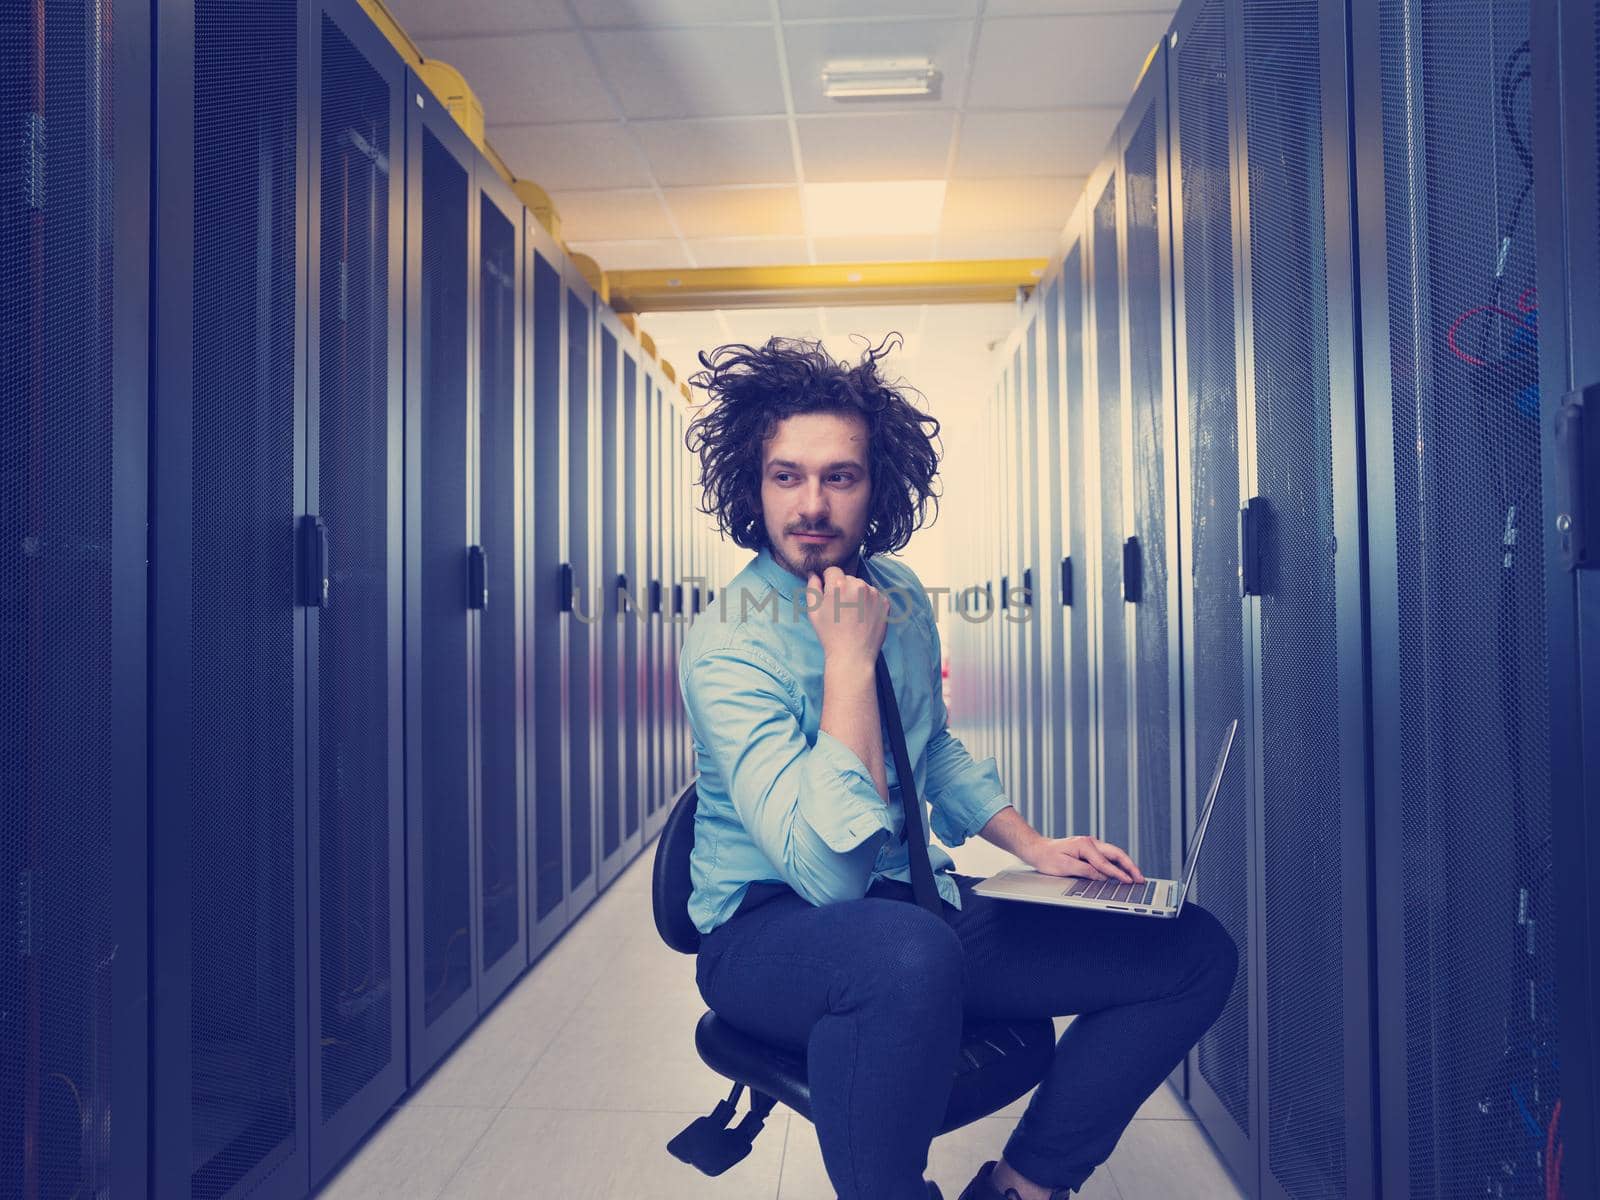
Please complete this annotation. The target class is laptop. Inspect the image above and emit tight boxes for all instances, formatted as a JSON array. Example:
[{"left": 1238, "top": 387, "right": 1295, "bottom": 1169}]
[{"left": 971, "top": 718, "right": 1239, "bottom": 919}]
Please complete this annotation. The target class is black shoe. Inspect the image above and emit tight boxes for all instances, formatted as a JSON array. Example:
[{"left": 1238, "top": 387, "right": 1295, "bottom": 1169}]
[{"left": 956, "top": 1159, "right": 1076, "bottom": 1200}]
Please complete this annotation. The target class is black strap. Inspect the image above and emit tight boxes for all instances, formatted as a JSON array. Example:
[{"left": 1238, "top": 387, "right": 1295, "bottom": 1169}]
[{"left": 874, "top": 653, "right": 943, "bottom": 917}]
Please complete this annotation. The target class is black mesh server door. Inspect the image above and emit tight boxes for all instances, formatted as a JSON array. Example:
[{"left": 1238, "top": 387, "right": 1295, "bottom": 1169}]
[
  {"left": 1087, "top": 153, "right": 1129, "bottom": 848},
  {"left": 1007, "top": 350, "right": 1028, "bottom": 823},
  {"left": 1539, "top": 0, "right": 1600, "bottom": 1181},
  {"left": 640, "top": 372, "right": 658, "bottom": 833},
  {"left": 1060, "top": 233, "right": 1098, "bottom": 844},
  {"left": 1038, "top": 278, "right": 1067, "bottom": 840},
  {"left": 1357, "top": 0, "right": 1587, "bottom": 1194},
  {"left": 151, "top": 0, "right": 309, "bottom": 1194},
  {"left": 527, "top": 221, "right": 569, "bottom": 958},
  {"left": 595, "top": 315, "right": 624, "bottom": 887},
  {"left": 1120, "top": 46, "right": 1184, "bottom": 884},
  {"left": 563, "top": 266, "right": 598, "bottom": 915},
  {"left": 1025, "top": 316, "right": 1050, "bottom": 834},
  {"left": 305, "top": 0, "right": 406, "bottom": 1181},
  {"left": 1235, "top": 0, "right": 1376, "bottom": 1193},
  {"left": 622, "top": 350, "right": 643, "bottom": 851},
  {"left": 3, "top": 1, "right": 149, "bottom": 1195},
  {"left": 404, "top": 76, "right": 478, "bottom": 1080},
  {"left": 1168, "top": 0, "right": 1257, "bottom": 1184},
  {"left": 476, "top": 166, "right": 527, "bottom": 1006}
]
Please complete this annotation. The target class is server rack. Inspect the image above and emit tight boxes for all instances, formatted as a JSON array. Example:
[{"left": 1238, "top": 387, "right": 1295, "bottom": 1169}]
[
  {"left": 1085, "top": 142, "right": 1129, "bottom": 850},
  {"left": 526, "top": 211, "right": 570, "bottom": 960},
  {"left": 1539, "top": 1, "right": 1600, "bottom": 1179},
  {"left": 3, "top": 1, "right": 151, "bottom": 1195},
  {"left": 151, "top": 1, "right": 311, "bottom": 1195},
  {"left": 595, "top": 309, "right": 625, "bottom": 890},
  {"left": 1352, "top": 0, "right": 1592, "bottom": 1195},
  {"left": 1168, "top": 0, "right": 1258, "bottom": 1173},
  {"left": 1230, "top": 0, "right": 1376, "bottom": 1192},
  {"left": 305, "top": 0, "right": 407, "bottom": 1181},
  {"left": 1118, "top": 44, "right": 1185, "bottom": 884},
  {"left": 621, "top": 344, "right": 645, "bottom": 860},
  {"left": 1058, "top": 213, "right": 1099, "bottom": 846},
  {"left": 562, "top": 261, "right": 599, "bottom": 919},
  {"left": 1024, "top": 314, "right": 1051, "bottom": 835},
  {"left": 475, "top": 163, "right": 527, "bottom": 1009},
  {"left": 1036, "top": 277, "right": 1066, "bottom": 840},
  {"left": 403, "top": 68, "right": 480, "bottom": 1082}
]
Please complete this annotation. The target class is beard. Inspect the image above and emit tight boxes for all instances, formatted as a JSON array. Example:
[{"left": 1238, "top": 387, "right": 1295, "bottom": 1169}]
[{"left": 772, "top": 533, "right": 860, "bottom": 581}]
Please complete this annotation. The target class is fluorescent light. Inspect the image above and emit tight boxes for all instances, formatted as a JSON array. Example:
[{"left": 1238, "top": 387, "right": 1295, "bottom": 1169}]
[
  {"left": 804, "top": 180, "right": 947, "bottom": 238},
  {"left": 822, "top": 57, "right": 940, "bottom": 100}
]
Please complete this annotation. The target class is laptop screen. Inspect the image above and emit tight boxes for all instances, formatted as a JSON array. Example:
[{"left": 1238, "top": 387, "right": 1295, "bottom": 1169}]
[{"left": 1177, "top": 718, "right": 1239, "bottom": 892}]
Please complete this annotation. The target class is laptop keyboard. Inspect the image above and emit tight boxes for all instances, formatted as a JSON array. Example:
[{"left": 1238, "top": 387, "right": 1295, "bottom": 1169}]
[{"left": 1068, "top": 878, "right": 1159, "bottom": 906}]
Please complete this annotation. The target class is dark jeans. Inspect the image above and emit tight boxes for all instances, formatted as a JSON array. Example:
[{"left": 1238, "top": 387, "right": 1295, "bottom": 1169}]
[{"left": 694, "top": 872, "right": 1238, "bottom": 1200}]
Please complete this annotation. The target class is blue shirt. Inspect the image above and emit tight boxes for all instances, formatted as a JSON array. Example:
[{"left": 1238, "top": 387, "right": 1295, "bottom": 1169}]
[{"left": 680, "top": 545, "right": 1013, "bottom": 935}]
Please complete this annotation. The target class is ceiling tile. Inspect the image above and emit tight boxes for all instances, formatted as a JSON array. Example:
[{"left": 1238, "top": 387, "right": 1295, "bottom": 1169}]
[
  {"left": 719, "top": 307, "right": 831, "bottom": 344},
  {"left": 565, "top": 238, "right": 695, "bottom": 270},
  {"left": 987, "top": 0, "right": 1177, "bottom": 13},
  {"left": 587, "top": 27, "right": 786, "bottom": 118},
  {"left": 417, "top": 32, "right": 616, "bottom": 125},
  {"left": 383, "top": 0, "right": 572, "bottom": 37},
  {"left": 548, "top": 188, "right": 676, "bottom": 240},
  {"left": 487, "top": 122, "right": 654, "bottom": 189},
  {"left": 919, "top": 301, "right": 1026, "bottom": 336},
  {"left": 685, "top": 237, "right": 814, "bottom": 266},
  {"left": 940, "top": 176, "right": 1082, "bottom": 233},
  {"left": 936, "top": 229, "right": 1064, "bottom": 259},
  {"left": 781, "top": 0, "right": 978, "bottom": 16},
  {"left": 574, "top": 0, "right": 772, "bottom": 23},
  {"left": 795, "top": 112, "right": 956, "bottom": 182},
  {"left": 782, "top": 19, "right": 975, "bottom": 113},
  {"left": 633, "top": 118, "right": 797, "bottom": 187},
  {"left": 953, "top": 109, "right": 1119, "bottom": 178},
  {"left": 664, "top": 186, "right": 806, "bottom": 238},
  {"left": 968, "top": 13, "right": 1172, "bottom": 109},
  {"left": 812, "top": 234, "right": 939, "bottom": 262}
]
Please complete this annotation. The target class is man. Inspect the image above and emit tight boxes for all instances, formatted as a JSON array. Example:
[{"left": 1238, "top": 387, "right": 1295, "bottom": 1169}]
[{"left": 678, "top": 336, "right": 1237, "bottom": 1200}]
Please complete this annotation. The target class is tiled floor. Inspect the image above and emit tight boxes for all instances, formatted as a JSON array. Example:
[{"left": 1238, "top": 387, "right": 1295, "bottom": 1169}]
[{"left": 318, "top": 833, "right": 1248, "bottom": 1200}]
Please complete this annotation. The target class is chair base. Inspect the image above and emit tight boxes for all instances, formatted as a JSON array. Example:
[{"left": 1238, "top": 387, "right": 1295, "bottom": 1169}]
[{"left": 667, "top": 1080, "right": 779, "bottom": 1176}]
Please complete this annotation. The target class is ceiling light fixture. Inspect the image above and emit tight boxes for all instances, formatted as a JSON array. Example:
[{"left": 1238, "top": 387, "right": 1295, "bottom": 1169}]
[{"left": 822, "top": 57, "right": 940, "bottom": 100}]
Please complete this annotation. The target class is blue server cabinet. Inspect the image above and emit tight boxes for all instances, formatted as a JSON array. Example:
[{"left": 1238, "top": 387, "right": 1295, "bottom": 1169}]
[
  {"left": 564, "top": 263, "right": 600, "bottom": 918},
  {"left": 1023, "top": 316, "right": 1050, "bottom": 834},
  {"left": 151, "top": 0, "right": 311, "bottom": 1196},
  {"left": 403, "top": 70, "right": 478, "bottom": 1081},
  {"left": 1085, "top": 143, "right": 1128, "bottom": 850},
  {"left": 1057, "top": 224, "right": 1099, "bottom": 847},
  {"left": 1168, "top": 0, "right": 1257, "bottom": 1176},
  {"left": 623, "top": 349, "right": 644, "bottom": 853},
  {"left": 595, "top": 310, "right": 625, "bottom": 889},
  {"left": 305, "top": 0, "right": 407, "bottom": 1181},
  {"left": 1351, "top": 0, "right": 1596, "bottom": 1194},
  {"left": 1232, "top": 0, "right": 1376, "bottom": 1193},
  {"left": 1119, "top": 45, "right": 1184, "bottom": 884},
  {"left": 2, "top": 0, "right": 150, "bottom": 1195},
  {"left": 1539, "top": 0, "right": 1600, "bottom": 1182},
  {"left": 527, "top": 213, "right": 570, "bottom": 960},
  {"left": 1035, "top": 279, "right": 1066, "bottom": 841},
  {"left": 476, "top": 164, "right": 527, "bottom": 1008}
]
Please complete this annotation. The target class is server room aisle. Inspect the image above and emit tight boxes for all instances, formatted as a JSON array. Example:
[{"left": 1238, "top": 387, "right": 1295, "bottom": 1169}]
[{"left": 315, "top": 832, "right": 1244, "bottom": 1200}]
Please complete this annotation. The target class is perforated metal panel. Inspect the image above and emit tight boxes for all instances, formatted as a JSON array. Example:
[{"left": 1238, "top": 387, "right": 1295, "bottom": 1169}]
[
  {"left": 567, "top": 290, "right": 594, "bottom": 888},
  {"left": 1025, "top": 320, "right": 1047, "bottom": 829},
  {"left": 1124, "top": 104, "right": 1174, "bottom": 881},
  {"left": 599, "top": 327, "right": 621, "bottom": 860},
  {"left": 1242, "top": 3, "right": 1347, "bottom": 1193},
  {"left": 316, "top": 11, "right": 396, "bottom": 1124},
  {"left": 1177, "top": 0, "right": 1253, "bottom": 1142},
  {"left": 0, "top": 2, "right": 122, "bottom": 1193},
  {"left": 1377, "top": 2, "right": 1558, "bottom": 1195},
  {"left": 189, "top": 1, "right": 301, "bottom": 1193},
  {"left": 531, "top": 253, "right": 565, "bottom": 922},
  {"left": 1062, "top": 244, "right": 1094, "bottom": 842},
  {"left": 418, "top": 126, "right": 472, "bottom": 1028},
  {"left": 1092, "top": 176, "right": 1129, "bottom": 850},
  {"left": 478, "top": 195, "right": 520, "bottom": 976},
  {"left": 623, "top": 355, "right": 642, "bottom": 840},
  {"left": 1042, "top": 281, "right": 1069, "bottom": 840}
]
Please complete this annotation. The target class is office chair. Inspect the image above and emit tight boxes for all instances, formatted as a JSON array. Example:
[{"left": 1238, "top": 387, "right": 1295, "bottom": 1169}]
[{"left": 652, "top": 780, "right": 1056, "bottom": 1177}]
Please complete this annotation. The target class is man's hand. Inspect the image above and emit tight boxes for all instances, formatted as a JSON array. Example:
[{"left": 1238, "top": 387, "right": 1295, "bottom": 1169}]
[
  {"left": 1022, "top": 835, "right": 1144, "bottom": 885},
  {"left": 807, "top": 565, "right": 889, "bottom": 668}
]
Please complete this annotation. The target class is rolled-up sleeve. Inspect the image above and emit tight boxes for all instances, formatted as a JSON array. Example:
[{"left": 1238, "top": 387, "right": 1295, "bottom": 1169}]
[
  {"left": 918, "top": 602, "right": 1011, "bottom": 849},
  {"left": 681, "top": 643, "right": 895, "bottom": 907}
]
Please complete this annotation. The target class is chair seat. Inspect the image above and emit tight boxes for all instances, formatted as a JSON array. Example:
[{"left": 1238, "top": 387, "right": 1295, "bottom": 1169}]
[{"left": 694, "top": 1010, "right": 1056, "bottom": 1133}]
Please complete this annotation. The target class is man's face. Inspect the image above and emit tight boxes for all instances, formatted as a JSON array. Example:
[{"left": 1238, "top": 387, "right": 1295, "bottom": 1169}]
[{"left": 760, "top": 411, "right": 871, "bottom": 580}]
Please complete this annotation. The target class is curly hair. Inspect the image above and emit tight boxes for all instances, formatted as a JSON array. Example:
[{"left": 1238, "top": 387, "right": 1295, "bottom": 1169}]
[{"left": 683, "top": 334, "right": 942, "bottom": 558}]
